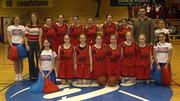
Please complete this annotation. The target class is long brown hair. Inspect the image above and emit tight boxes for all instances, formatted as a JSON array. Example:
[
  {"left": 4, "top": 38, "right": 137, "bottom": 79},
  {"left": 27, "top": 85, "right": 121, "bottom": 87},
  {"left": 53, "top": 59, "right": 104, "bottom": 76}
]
[
  {"left": 11, "top": 15, "right": 20, "bottom": 25},
  {"left": 27, "top": 12, "right": 41, "bottom": 27}
]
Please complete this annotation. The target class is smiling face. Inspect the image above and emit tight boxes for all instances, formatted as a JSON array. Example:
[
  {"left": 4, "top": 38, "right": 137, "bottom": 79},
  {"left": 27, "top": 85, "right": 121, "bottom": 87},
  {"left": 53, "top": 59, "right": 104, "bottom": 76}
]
[
  {"left": 106, "top": 15, "right": 112, "bottom": 23},
  {"left": 139, "top": 34, "right": 146, "bottom": 44},
  {"left": 158, "top": 20, "right": 165, "bottom": 29},
  {"left": 95, "top": 35, "right": 102, "bottom": 45},
  {"left": 158, "top": 33, "right": 166, "bottom": 43},
  {"left": 110, "top": 35, "right": 117, "bottom": 45},
  {"left": 125, "top": 32, "right": 132, "bottom": 41},
  {"left": 73, "top": 16, "right": 79, "bottom": 24},
  {"left": 64, "top": 34, "right": 70, "bottom": 44},
  {"left": 13, "top": 17, "right": 20, "bottom": 25},
  {"left": 139, "top": 8, "right": 146, "bottom": 18},
  {"left": 87, "top": 18, "right": 94, "bottom": 25},
  {"left": 79, "top": 34, "right": 86, "bottom": 43},
  {"left": 43, "top": 39, "right": 50, "bottom": 49},
  {"left": 31, "top": 14, "right": 37, "bottom": 24},
  {"left": 45, "top": 18, "right": 52, "bottom": 26},
  {"left": 58, "top": 15, "right": 64, "bottom": 23}
]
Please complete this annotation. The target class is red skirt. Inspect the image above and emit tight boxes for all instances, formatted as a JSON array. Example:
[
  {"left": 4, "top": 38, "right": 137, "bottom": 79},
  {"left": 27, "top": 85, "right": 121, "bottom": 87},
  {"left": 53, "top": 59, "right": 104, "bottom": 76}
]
[
  {"left": 106, "top": 62, "right": 120, "bottom": 78},
  {"left": 121, "top": 65, "right": 136, "bottom": 77},
  {"left": 58, "top": 62, "right": 75, "bottom": 79},
  {"left": 136, "top": 65, "right": 151, "bottom": 80},
  {"left": 93, "top": 61, "right": 106, "bottom": 79},
  {"left": 76, "top": 64, "right": 92, "bottom": 79}
]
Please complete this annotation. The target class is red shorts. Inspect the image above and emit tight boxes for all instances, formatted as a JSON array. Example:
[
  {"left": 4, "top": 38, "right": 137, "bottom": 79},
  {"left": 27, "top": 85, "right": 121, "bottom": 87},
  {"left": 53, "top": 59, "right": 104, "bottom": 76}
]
[
  {"left": 76, "top": 64, "right": 92, "bottom": 79},
  {"left": 58, "top": 62, "right": 75, "bottom": 79},
  {"left": 121, "top": 65, "right": 136, "bottom": 77},
  {"left": 136, "top": 65, "right": 151, "bottom": 80}
]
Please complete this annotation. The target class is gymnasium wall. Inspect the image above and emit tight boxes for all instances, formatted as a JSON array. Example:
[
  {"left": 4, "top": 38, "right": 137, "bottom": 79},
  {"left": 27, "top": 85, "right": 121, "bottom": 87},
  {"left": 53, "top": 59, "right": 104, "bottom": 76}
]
[{"left": 0, "top": 0, "right": 128, "bottom": 21}]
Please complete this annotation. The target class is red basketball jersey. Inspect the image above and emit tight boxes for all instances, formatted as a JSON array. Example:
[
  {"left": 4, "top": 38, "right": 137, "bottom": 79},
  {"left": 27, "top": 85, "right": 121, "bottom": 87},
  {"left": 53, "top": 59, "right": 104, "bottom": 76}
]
[
  {"left": 103, "top": 23, "right": 116, "bottom": 45},
  {"left": 91, "top": 45, "right": 106, "bottom": 79},
  {"left": 121, "top": 42, "right": 136, "bottom": 66},
  {"left": 69, "top": 25, "right": 83, "bottom": 46},
  {"left": 136, "top": 45, "right": 151, "bottom": 67},
  {"left": 76, "top": 45, "right": 90, "bottom": 65},
  {"left": 84, "top": 25, "right": 97, "bottom": 45},
  {"left": 106, "top": 45, "right": 121, "bottom": 77}
]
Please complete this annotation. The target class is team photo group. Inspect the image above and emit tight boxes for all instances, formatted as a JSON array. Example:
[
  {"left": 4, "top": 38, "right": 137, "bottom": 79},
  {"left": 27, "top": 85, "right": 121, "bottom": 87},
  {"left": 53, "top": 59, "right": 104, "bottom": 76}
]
[{"left": 7, "top": 7, "right": 172, "bottom": 93}]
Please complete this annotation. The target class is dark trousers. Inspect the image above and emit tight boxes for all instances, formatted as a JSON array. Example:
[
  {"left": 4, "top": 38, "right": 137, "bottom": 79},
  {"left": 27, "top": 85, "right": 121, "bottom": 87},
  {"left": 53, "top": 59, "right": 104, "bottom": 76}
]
[{"left": 28, "top": 41, "right": 40, "bottom": 79}]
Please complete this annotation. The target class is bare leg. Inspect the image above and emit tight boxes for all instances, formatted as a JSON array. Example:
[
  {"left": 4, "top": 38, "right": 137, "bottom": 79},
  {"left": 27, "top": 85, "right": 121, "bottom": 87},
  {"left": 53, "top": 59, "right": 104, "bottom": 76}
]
[
  {"left": 77, "top": 79, "right": 83, "bottom": 85},
  {"left": 14, "top": 61, "right": 19, "bottom": 74},
  {"left": 85, "top": 79, "right": 91, "bottom": 84},
  {"left": 61, "top": 79, "right": 67, "bottom": 85},
  {"left": 67, "top": 79, "right": 73, "bottom": 84},
  {"left": 18, "top": 59, "right": 23, "bottom": 74}
]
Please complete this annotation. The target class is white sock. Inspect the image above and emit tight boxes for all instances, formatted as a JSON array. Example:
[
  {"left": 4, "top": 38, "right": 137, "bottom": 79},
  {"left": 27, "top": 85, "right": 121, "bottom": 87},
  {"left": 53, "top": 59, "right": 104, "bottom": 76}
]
[
  {"left": 15, "top": 74, "right": 19, "bottom": 81},
  {"left": 18, "top": 73, "right": 22, "bottom": 81}
]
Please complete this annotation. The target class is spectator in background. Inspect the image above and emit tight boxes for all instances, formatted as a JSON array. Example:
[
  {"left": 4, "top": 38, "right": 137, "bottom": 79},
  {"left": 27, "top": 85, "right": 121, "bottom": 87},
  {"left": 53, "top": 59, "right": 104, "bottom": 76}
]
[{"left": 133, "top": 7, "right": 155, "bottom": 43}]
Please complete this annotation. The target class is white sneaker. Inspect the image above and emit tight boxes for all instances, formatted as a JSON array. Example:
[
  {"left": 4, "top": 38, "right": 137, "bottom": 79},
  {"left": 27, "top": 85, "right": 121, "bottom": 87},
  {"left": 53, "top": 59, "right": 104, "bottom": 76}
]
[
  {"left": 18, "top": 73, "right": 23, "bottom": 81},
  {"left": 15, "top": 74, "right": 19, "bottom": 81}
]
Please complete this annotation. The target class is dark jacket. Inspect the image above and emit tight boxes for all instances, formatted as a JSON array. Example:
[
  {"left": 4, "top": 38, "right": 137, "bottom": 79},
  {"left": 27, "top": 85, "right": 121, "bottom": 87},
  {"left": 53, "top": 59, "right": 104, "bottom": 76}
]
[{"left": 133, "top": 17, "right": 155, "bottom": 43}]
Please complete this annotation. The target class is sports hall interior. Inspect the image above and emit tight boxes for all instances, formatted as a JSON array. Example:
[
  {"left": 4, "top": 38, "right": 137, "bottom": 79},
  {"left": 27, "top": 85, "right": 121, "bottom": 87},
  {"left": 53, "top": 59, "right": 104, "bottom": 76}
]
[{"left": 0, "top": 0, "right": 180, "bottom": 101}]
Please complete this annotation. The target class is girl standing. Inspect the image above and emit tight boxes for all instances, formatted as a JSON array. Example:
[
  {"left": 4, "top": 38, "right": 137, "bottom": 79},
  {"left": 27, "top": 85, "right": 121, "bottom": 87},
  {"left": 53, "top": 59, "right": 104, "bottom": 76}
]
[
  {"left": 75, "top": 34, "right": 92, "bottom": 84},
  {"left": 91, "top": 35, "right": 106, "bottom": 85},
  {"left": 54, "top": 14, "right": 68, "bottom": 53},
  {"left": 153, "top": 32, "right": 172, "bottom": 85},
  {"left": 102, "top": 14, "right": 116, "bottom": 45},
  {"left": 136, "top": 34, "right": 151, "bottom": 83},
  {"left": 58, "top": 34, "right": 75, "bottom": 85},
  {"left": 25, "top": 12, "right": 42, "bottom": 81},
  {"left": 69, "top": 16, "right": 83, "bottom": 46},
  {"left": 84, "top": 17, "right": 97, "bottom": 46},
  {"left": 40, "top": 17, "right": 56, "bottom": 51},
  {"left": 116, "top": 18, "right": 132, "bottom": 44},
  {"left": 7, "top": 15, "right": 26, "bottom": 81},
  {"left": 121, "top": 32, "right": 136, "bottom": 83},
  {"left": 106, "top": 34, "right": 121, "bottom": 86}
]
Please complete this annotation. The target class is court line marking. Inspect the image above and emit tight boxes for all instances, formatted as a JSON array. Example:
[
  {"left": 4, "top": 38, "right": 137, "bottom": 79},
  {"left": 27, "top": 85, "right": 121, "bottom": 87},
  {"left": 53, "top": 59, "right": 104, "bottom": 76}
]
[
  {"left": 72, "top": 81, "right": 99, "bottom": 87},
  {"left": 118, "top": 90, "right": 150, "bottom": 101},
  {"left": 0, "top": 73, "right": 28, "bottom": 92},
  {"left": 57, "top": 85, "right": 119, "bottom": 101},
  {"left": 43, "top": 88, "right": 81, "bottom": 99},
  {"left": 9, "top": 84, "right": 70, "bottom": 99},
  {"left": 10, "top": 87, "right": 30, "bottom": 99}
]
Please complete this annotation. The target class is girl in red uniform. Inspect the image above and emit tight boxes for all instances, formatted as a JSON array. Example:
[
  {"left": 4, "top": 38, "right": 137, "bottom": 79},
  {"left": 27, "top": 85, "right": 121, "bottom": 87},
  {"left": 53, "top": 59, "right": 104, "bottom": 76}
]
[
  {"left": 54, "top": 14, "right": 68, "bottom": 53},
  {"left": 75, "top": 34, "right": 92, "bottom": 84},
  {"left": 106, "top": 34, "right": 121, "bottom": 86},
  {"left": 103, "top": 14, "right": 116, "bottom": 45},
  {"left": 136, "top": 34, "right": 151, "bottom": 83},
  {"left": 91, "top": 35, "right": 106, "bottom": 81},
  {"left": 84, "top": 17, "right": 97, "bottom": 46},
  {"left": 121, "top": 32, "right": 136, "bottom": 84},
  {"left": 69, "top": 16, "right": 83, "bottom": 46},
  {"left": 40, "top": 17, "right": 56, "bottom": 51},
  {"left": 58, "top": 34, "right": 75, "bottom": 85},
  {"left": 116, "top": 18, "right": 132, "bottom": 44}
]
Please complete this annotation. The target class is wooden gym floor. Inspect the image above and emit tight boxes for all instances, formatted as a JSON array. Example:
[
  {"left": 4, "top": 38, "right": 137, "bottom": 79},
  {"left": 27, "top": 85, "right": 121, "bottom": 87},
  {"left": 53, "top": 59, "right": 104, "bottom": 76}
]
[{"left": 0, "top": 40, "right": 180, "bottom": 101}]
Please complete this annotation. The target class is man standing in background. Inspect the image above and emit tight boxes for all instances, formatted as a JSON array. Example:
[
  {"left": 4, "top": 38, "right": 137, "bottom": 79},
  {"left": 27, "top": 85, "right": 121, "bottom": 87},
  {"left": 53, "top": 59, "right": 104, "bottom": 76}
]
[{"left": 133, "top": 7, "right": 155, "bottom": 43}]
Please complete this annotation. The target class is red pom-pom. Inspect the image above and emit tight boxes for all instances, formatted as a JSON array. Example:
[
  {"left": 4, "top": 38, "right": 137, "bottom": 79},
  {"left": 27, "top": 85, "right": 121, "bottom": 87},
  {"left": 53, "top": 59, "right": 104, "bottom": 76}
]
[
  {"left": 161, "top": 67, "right": 171, "bottom": 86},
  {"left": 8, "top": 45, "right": 19, "bottom": 61},
  {"left": 97, "top": 76, "right": 107, "bottom": 86},
  {"left": 43, "top": 79, "right": 59, "bottom": 93},
  {"left": 107, "top": 76, "right": 118, "bottom": 87}
]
